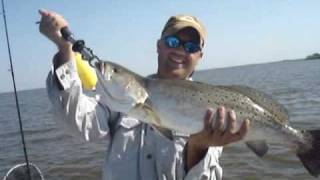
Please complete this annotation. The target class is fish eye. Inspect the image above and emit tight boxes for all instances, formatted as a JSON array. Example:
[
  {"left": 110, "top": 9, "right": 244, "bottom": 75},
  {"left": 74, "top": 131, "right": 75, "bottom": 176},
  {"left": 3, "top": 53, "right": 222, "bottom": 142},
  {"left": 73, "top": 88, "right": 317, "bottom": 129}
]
[{"left": 113, "top": 67, "right": 118, "bottom": 73}]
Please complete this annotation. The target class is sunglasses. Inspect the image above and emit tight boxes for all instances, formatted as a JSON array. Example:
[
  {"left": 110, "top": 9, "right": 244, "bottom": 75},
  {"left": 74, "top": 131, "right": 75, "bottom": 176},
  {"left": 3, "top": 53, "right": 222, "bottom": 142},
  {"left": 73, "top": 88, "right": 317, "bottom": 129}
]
[{"left": 163, "top": 35, "right": 201, "bottom": 53}]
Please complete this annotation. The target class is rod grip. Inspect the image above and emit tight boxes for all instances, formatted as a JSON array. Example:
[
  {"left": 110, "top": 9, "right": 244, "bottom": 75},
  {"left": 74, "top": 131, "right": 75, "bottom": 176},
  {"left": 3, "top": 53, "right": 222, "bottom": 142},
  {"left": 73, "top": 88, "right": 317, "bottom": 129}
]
[{"left": 60, "top": 27, "right": 72, "bottom": 41}]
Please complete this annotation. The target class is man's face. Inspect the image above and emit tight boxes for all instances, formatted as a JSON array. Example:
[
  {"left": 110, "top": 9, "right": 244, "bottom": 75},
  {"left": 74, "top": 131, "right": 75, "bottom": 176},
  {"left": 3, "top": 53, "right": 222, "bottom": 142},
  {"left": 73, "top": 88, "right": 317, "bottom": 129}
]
[{"left": 157, "top": 28, "right": 203, "bottom": 80}]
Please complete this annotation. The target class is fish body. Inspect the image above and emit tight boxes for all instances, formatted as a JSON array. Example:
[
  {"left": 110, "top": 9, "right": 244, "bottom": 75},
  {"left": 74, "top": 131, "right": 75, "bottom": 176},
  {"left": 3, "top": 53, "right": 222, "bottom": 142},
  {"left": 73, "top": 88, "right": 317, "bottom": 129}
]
[
  {"left": 145, "top": 79, "right": 290, "bottom": 139},
  {"left": 95, "top": 60, "right": 320, "bottom": 177}
]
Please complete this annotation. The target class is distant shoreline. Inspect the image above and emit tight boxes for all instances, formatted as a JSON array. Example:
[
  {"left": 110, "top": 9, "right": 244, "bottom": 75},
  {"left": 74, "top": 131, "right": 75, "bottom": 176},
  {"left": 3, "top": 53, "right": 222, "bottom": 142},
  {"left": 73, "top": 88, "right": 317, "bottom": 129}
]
[
  {"left": 281, "top": 58, "right": 305, "bottom": 63},
  {"left": 197, "top": 56, "right": 319, "bottom": 73},
  {"left": 282, "top": 53, "right": 320, "bottom": 62},
  {"left": 305, "top": 53, "right": 320, "bottom": 60},
  {"left": 281, "top": 58, "right": 320, "bottom": 63}
]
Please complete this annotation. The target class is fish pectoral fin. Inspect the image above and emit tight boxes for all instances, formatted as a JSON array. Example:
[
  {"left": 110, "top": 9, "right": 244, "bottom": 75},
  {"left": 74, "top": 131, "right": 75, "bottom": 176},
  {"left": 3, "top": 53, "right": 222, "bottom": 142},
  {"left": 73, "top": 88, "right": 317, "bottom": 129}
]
[
  {"left": 128, "top": 103, "right": 162, "bottom": 127},
  {"left": 141, "top": 104, "right": 162, "bottom": 126},
  {"left": 245, "top": 140, "right": 269, "bottom": 157}
]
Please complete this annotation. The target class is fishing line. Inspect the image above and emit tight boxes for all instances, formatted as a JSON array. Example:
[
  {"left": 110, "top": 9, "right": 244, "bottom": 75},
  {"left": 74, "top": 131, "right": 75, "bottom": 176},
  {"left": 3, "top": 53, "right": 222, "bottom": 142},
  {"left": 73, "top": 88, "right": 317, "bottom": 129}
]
[{"left": 1, "top": 0, "right": 32, "bottom": 179}]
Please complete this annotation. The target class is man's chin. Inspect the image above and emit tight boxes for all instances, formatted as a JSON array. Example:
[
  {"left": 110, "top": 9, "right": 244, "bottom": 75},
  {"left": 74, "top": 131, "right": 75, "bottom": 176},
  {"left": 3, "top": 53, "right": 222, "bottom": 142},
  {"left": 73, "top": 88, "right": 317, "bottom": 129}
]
[{"left": 165, "top": 70, "right": 188, "bottom": 80}]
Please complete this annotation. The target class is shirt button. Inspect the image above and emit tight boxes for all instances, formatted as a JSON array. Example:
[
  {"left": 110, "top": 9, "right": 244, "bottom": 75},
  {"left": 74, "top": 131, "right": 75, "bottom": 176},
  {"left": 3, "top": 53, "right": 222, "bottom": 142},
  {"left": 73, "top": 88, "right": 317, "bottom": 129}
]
[
  {"left": 150, "top": 127, "right": 154, "bottom": 131},
  {"left": 65, "top": 69, "right": 70, "bottom": 74},
  {"left": 60, "top": 74, "right": 65, "bottom": 80},
  {"left": 146, "top": 154, "right": 152, "bottom": 159}
]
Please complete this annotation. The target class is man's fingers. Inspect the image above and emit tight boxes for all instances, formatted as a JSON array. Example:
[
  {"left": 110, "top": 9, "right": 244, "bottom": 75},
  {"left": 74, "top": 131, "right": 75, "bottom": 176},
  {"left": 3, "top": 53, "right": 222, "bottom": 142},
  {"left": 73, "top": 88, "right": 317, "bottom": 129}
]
[
  {"left": 39, "top": 9, "right": 57, "bottom": 22},
  {"left": 226, "top": 110, "right": 237, "bottom": 133},
  {"left": 38, "top": 9, "right": 48, "bottom": 16},
  {"left": 39, "top": 12, "right": 52, "bottom": 24},
  {"left": 38, "top": 9, "right": 70, "bottom": 47},
  {"left": 238, "top": 119, "right": 250, "bottom": 137},
  {"left": 213, "top": 106, "right": 225, "bottom": 133},
  {"left": 204, "top": 108, "right": 213, "bottom": 132},
  {"left": 39, "top": 10, "right": 68, "bottom": 31},
  {"left": 48, "top": 16, "right": 56, "bottom": 24},
  {"left": 229, "top": 119, "right": 250, "bottom": 142},
  {"left": 222, "top": 118, "right": 250, "bottom": 144}
]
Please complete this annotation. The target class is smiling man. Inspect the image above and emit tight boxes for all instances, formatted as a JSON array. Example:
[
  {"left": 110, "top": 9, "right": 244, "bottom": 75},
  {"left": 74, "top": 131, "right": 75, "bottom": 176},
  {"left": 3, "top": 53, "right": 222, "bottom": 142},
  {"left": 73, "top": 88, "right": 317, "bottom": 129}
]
[
  {"left": 157, "top": 15, "right": 205, "bottom": 80},
  {"left": 40, "top": 9, "right": 249, "bottom": 180}
]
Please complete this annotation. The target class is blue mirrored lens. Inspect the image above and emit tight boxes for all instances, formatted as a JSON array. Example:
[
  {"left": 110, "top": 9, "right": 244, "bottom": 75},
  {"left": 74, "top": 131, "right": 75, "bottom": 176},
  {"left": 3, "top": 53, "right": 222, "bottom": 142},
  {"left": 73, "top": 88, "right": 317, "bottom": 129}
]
[
  {"left": 164, "top": 36, "right": 201, "bottom": 53},
  {"left": 184, "top": 42, "right": 200, "bottom": 53},
  {"left": 165, "top": 36, "right": 180, "bottom": 48}
]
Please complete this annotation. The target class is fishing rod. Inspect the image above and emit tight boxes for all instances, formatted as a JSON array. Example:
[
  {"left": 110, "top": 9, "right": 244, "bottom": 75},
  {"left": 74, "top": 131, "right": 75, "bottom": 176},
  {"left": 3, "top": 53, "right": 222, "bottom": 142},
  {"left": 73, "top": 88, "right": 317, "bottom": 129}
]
[
  {"left": 1, "top": 0, "right": 32, "bottom": 179},
  {"left": 1, "top": 0, "right": 43, "bottom": 179}
]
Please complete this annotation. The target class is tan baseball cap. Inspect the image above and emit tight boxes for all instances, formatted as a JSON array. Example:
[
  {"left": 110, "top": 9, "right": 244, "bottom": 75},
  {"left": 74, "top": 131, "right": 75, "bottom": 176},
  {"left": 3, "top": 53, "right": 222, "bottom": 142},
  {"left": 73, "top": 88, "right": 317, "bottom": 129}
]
[{"left": 161, "top": 15, "right": 207, "bottom": 46}]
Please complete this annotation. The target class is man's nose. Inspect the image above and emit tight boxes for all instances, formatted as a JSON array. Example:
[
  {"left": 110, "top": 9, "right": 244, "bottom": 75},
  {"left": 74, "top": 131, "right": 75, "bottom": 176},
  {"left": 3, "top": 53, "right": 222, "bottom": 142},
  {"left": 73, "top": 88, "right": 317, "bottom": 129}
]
[{"left": 174, "top": 45, "right": 187, "bottom": 56}]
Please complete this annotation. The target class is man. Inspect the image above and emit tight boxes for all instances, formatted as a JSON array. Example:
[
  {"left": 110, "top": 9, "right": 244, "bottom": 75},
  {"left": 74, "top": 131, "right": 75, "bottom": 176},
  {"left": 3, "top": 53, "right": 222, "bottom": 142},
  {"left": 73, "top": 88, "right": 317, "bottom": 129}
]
[{"left": 40, "top": 9, "right": 250, "bottom": 180}]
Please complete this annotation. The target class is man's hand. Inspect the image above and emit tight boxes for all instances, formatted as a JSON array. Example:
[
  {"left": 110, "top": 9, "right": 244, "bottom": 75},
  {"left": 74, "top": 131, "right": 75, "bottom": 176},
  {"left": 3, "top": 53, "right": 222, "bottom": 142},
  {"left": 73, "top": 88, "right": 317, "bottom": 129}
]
[
  {"left": 38, "top": 9, "right": 74, "bottom": 67},
  {"left": 38, "top": 9, "right": 71, "bottom": 50},
  {"left": 186, "top": 106, "right": 250, "bottom": 171}
]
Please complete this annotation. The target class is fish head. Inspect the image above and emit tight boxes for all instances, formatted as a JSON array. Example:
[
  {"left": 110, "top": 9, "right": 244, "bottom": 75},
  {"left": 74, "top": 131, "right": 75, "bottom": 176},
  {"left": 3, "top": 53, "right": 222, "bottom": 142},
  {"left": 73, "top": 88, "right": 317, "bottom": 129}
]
[{"left": 95, "top": 61, "right": 148, "bottom": 113}]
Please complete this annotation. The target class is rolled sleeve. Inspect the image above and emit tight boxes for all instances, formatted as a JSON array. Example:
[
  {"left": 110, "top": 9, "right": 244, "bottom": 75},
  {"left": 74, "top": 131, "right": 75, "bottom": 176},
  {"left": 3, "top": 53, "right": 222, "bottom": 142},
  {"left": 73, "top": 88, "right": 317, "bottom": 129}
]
[
  {"left": 46, "top": 59, "right": 114, "bottom": 142},
  {"left": 184, "top": 147, "right": 223, "bottom": 180}
]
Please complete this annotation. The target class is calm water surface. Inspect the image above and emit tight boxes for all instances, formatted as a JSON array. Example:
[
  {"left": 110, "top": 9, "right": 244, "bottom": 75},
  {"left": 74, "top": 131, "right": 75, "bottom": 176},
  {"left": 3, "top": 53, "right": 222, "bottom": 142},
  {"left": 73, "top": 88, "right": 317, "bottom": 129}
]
[{"left": 0, "top": 60, "right": 319, "bottom": 179}]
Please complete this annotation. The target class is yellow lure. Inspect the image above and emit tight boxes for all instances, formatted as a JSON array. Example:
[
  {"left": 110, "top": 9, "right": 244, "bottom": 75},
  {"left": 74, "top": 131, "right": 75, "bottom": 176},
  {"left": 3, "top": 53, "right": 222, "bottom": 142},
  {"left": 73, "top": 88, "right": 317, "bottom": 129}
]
[{"left": 75, "top": 53, "right": 97, "bottom": 90}]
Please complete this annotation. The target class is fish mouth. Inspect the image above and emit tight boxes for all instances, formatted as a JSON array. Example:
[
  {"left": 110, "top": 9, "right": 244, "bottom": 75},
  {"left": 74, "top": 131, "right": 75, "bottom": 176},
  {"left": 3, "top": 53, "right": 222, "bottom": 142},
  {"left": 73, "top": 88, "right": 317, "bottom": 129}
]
[{"left": 96, "top": 62, "right": 106, "bottom": 74}]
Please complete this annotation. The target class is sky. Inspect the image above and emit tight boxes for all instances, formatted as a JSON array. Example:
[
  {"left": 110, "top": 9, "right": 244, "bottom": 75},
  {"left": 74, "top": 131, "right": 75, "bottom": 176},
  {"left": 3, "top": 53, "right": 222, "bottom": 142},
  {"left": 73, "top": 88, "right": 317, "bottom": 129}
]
[{"left": 0, "top": 0, "right": 319, "bottom": 93}]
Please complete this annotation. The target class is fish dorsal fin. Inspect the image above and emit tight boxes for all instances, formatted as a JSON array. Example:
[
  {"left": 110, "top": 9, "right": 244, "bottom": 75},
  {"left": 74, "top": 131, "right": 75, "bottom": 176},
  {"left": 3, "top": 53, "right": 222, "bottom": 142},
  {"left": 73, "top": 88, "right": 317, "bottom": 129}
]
[
  {"left": 227, "top": 85, "right": 289, "bottom": 124},
  {"left": 246, "top": 140, "right": 269, "bottom": 157}
]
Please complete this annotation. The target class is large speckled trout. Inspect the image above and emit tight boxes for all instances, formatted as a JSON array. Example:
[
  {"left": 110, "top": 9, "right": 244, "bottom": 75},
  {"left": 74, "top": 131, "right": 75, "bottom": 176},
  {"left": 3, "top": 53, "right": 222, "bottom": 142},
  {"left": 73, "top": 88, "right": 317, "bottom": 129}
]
[{"left": 95, "top": 61, "right": 320, "bottom": 177}]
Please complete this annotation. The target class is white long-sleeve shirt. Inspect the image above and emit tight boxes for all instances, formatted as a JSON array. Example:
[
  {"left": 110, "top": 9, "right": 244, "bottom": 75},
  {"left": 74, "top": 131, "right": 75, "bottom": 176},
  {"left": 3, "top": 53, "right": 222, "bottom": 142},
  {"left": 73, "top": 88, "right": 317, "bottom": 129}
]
[{"left": 46, "top": 58, "right": 223, "bottom": 180}]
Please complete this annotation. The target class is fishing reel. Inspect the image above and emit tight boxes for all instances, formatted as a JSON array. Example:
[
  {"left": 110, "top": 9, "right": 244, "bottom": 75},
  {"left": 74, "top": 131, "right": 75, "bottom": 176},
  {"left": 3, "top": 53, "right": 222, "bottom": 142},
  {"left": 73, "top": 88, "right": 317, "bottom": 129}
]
[{"left": 60, "top": 27, "right": 101, "bottom": 66}]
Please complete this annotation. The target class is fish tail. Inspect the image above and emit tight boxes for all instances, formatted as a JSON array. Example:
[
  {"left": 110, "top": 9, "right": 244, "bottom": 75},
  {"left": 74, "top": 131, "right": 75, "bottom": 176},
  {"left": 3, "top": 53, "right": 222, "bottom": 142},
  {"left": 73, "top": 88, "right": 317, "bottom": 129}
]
[{"left": 296, "top": 130, "right": 320, "bottom": 177}]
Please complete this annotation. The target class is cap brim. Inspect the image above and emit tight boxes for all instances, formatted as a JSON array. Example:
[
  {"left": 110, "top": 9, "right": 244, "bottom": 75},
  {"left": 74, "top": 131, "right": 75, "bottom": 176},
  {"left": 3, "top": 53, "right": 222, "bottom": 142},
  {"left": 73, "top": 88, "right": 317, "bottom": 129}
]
[{"left": 162, "top": 22, "right": 205, "bottom": 45}]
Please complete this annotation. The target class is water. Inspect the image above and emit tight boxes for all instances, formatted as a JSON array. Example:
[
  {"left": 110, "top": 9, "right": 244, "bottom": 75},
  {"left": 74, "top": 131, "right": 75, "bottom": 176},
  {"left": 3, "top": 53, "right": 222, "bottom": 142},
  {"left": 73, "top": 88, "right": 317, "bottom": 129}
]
[
  {"left": 0, "top": 90, "right": 106, "bottom": 179},
  {"left": 0, "top": 60, "right": 319, "bottom": 179}
]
